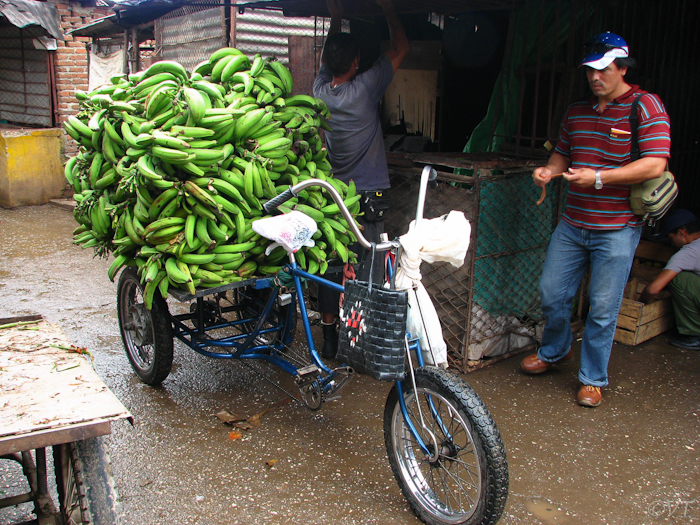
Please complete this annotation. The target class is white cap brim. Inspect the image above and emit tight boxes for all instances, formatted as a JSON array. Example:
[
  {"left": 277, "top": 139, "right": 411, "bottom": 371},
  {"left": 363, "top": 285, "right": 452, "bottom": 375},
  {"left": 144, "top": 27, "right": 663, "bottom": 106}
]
[{"left": 580, "top": 47, "right": 629, "bottom": 70}]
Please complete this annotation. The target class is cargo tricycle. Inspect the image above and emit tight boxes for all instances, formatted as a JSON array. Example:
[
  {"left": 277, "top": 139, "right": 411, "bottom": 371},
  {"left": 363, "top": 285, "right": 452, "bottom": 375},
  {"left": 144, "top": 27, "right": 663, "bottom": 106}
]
[{"left": 117, "top": 166, "right": 509, "bottom": 525}]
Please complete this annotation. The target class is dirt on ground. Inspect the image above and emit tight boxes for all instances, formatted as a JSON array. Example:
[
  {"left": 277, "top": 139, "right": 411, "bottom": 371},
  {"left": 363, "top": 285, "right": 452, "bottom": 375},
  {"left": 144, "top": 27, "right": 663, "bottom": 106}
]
[{"left": 1, "top": 204, "right": 699, "bottom": 525}]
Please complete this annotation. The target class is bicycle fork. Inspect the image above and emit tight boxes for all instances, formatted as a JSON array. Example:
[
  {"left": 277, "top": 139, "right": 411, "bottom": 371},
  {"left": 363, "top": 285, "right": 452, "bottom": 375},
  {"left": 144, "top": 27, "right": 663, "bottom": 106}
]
[{"left": 398, "top": 336, "right": 453, "bottom": 462}]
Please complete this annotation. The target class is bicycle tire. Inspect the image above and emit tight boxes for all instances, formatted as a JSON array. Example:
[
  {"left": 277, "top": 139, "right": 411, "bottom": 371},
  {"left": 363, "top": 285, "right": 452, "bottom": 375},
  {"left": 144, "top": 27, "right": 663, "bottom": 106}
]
[
  {"left": 53, "top": 437, "right": 121, "bottom": 525},
  {"left": 384, "top": 367, "right": 508, "bottom": 525},
  {"left": 117, "top": 267, "right": 173, "bottom": 385}
]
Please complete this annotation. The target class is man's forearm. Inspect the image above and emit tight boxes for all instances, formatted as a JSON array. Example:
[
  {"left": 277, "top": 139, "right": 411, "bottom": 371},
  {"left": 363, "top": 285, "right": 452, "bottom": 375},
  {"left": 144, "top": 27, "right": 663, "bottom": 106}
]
[
  {"left": 328, "top": 14, "right": 342, "bottom": 36},
  {"left": 378, "top": 0, "right": 408, "bottom": 71},
  {"left": 383, "top": 3, "right": 408, "bottom": 54}
]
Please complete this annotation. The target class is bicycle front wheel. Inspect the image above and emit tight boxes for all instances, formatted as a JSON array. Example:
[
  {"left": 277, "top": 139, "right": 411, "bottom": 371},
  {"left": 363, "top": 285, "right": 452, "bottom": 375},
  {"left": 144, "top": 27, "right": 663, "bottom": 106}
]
[{"left": 384, "top": 367, "right": 508, "bottom": 525}]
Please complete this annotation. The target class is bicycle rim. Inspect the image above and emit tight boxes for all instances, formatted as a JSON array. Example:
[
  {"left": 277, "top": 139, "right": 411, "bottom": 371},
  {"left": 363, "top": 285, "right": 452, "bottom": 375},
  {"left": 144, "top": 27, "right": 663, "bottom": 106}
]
[{"left": 388, "top": 376, "right": 486, "bottom": 523}]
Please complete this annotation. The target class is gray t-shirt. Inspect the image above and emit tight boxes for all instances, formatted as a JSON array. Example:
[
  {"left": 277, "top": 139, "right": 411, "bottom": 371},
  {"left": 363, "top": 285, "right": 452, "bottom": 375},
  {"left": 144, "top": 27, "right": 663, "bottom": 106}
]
[
  {"left": 313, "top": 54, "right": 394, "bottom": 191},
  {"left": 665, "top": 237, "right": 700, "bottom": 277}
]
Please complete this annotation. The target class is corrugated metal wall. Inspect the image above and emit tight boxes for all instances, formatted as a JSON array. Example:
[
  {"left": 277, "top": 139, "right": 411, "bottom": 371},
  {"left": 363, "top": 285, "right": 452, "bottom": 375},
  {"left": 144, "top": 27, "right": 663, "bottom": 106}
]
[
  {"left": 233, "top": 8, "right": 322, "bottom": 65},
  {"left": 154, "top": 4, "right": 325, "bottom": 72},
  {"left": 0, "top": 24, "right": 52, "bottom": 127}
]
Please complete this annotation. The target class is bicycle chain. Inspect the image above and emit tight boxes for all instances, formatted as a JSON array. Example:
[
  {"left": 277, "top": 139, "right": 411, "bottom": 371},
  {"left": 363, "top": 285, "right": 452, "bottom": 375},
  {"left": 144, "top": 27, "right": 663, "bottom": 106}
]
[{"left": 238, "top": 357, "right": 324, "bottom": 411}]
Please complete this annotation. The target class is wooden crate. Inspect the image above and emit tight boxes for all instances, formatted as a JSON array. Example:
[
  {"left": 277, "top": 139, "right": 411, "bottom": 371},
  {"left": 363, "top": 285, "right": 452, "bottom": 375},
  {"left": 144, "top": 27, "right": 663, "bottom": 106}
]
[
  {"left": 614, "top": 278, "right": 674, "bottom": 345},
  {"left": 614, "top": 237, "right": 677, "bottom": 346}
]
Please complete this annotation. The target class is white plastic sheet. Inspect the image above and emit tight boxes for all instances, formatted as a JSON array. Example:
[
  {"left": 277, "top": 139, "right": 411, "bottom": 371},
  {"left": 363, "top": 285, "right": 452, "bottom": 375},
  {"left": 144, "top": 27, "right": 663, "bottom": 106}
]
[
  {"left": 88, "top": 49, "right": 123, "bottom": 92},
  {"left": 394, "top": 211, "right": 471, "bottom": 366}
]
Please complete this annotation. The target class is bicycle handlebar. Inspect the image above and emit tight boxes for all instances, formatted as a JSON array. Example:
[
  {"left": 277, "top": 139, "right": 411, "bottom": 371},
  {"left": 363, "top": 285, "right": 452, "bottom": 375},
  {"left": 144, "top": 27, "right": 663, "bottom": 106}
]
[
  {"left": 263, "top": 179, "right": 396, "bottom": 252},
  {"left": 263, "top": 165, "right": 438, "bottom": 253},
  {"left": 263, "top": 187, "right": 297, "bottom": 214}
]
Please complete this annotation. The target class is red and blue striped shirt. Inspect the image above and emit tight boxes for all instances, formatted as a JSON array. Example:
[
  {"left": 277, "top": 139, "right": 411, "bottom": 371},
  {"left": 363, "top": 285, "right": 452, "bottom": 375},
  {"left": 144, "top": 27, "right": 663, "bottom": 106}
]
[{"left": 555, "top": 85, "right": 671, "bottom": 229}]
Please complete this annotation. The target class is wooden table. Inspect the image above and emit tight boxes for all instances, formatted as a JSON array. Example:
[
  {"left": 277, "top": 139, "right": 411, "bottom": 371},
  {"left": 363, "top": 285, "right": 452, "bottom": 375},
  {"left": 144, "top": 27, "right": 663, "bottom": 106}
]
[{"left": 0, "top": 315, "right": 131, "bottom": 524}]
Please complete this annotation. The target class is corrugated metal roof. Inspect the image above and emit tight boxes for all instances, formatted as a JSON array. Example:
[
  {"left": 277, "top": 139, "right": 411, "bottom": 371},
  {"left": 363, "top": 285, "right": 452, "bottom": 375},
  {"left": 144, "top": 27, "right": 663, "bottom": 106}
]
[
  {"left": 235, "top": 0, "right": 519, "bottom": 17},
  {"left": 0, "top": 0, "right": 63, "bottom": 40}
]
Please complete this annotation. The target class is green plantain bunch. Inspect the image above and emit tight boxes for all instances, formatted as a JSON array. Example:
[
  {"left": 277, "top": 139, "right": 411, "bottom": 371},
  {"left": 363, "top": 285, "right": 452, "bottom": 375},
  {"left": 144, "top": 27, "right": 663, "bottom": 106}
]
[{"left": 64, "top": 49, "right": 362, "bottom": 308}]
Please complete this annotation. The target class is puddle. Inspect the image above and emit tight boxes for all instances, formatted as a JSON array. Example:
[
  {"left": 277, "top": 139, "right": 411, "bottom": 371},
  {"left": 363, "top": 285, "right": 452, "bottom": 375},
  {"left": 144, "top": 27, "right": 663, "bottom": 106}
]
[{"left": 524, "top": 499, "right": 570, "bottom": 524}]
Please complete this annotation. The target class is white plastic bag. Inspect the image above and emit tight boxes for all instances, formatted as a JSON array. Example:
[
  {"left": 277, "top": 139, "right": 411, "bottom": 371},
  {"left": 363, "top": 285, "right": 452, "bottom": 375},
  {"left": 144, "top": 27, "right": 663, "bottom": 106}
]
[
  {"left": 251, "top": 211, "right": 317, "bottom": 253},
  {"left": 394, "top": 211, "right": 471, "bottom": 366}
]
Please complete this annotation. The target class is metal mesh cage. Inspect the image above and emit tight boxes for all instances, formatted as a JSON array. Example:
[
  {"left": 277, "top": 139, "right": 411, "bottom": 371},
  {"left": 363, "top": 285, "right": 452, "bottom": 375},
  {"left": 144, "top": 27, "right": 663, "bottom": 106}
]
[
  {"left": 387, "top": 160, "right": 563, "bottom": 370},
  {"left": 155, "top": 2, "right": 227, "bottom": 72}
]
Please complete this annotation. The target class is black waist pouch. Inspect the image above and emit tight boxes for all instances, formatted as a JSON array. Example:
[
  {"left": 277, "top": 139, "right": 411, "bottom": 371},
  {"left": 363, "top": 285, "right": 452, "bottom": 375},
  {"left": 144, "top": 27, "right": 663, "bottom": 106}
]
[{"left": 360, "top": 190, "right": 391, "bottom": 222}]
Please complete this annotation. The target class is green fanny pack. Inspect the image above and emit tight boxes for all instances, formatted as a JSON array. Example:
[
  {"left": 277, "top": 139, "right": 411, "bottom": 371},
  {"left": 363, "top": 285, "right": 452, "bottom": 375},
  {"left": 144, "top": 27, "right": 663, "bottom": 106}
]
[
  {"left": 629, "top": 95, "right": 678, "bottom": 225},
  {"left": 629, "top": 169, "right": 678, "bottom": 222}
]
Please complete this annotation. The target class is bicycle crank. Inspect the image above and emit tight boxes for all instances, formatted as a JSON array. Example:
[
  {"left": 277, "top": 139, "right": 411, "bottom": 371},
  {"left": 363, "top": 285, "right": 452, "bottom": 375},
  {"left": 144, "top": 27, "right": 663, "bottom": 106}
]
[{"left": 295, "top": 364, "right": 324, "bottom": 410}]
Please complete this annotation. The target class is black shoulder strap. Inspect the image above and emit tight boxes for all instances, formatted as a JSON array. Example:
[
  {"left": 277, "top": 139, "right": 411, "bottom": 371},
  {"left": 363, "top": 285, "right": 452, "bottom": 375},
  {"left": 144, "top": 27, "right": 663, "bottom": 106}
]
[{"left": 629, "top": 94, "right": 643, "bottom": 161}]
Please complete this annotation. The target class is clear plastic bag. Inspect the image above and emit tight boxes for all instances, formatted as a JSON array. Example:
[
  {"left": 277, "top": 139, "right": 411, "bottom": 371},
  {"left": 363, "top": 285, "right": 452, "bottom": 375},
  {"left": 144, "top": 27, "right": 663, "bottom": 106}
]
[{"left": 251, "top": 211, "right": 317, "bottom": 253}]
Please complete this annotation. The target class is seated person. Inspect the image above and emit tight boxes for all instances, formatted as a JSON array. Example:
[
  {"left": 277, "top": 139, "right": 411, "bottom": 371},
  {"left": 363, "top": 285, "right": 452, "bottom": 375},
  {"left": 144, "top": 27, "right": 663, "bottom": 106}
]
[{"left": 640, "top": 209, "right": 700, "bottom": 350}]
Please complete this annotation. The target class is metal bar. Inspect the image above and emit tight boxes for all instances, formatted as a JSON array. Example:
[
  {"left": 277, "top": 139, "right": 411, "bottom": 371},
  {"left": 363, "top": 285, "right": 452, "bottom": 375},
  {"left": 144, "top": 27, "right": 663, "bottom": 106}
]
[
  {"left": 0, "top": 492, "right": 33, "bottom": 508},
  {"left": 529, "top": 0, "right": 545, "bottom": 151},
  {"left": 131, "top": 27, "right": 140, "bottom": 72},
  {"left": 489, "top": 0, "right": 517, "bottom": 151},
  {"left": 0, "top": 420, "right": 112, "bottom": 457},
  {"left": 48, "top": 51, "right": 59, "bottom": 126},
  {"left": 123, "top": 30, "right": 129, "bottom": 72},
  {"left": 20, "top": 27, "right": 27, "bottom": 116},
  {"left": 546, "top": 0, "right": 561, "bottom": 141},
  {"left": 290, "top": 268, "right": 331, "bottom": 373},
  {"left": 460, "top": 171, "right": 482, "bottom": 367},
  {"left": 515, "top": 0, "right": 530, "bottom": 146}
]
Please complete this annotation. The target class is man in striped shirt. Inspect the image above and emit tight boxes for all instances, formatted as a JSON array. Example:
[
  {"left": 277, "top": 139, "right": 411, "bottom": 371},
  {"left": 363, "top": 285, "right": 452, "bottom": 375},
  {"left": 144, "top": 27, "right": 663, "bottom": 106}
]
[{"left": 520, "top": 32, "right": 671, "bottom": 407}]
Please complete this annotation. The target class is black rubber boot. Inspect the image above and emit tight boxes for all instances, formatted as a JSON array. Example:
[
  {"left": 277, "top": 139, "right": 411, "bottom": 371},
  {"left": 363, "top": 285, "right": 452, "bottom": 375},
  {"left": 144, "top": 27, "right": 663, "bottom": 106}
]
[{"left": 320, "top": 321, "right": 339, "bottom": 359}]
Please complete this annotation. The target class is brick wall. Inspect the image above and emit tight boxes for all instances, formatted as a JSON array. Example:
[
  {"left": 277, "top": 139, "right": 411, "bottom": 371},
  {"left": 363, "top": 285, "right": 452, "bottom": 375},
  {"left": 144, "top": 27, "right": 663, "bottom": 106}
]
[{"left": 51, "top": 1, "right": 112, "bottom": 158}]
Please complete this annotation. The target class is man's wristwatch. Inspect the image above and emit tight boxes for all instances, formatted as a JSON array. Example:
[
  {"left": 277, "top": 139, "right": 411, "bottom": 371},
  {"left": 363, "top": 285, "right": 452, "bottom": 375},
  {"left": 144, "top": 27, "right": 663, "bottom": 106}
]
[{"left": 594, "top": 170, "right": 603, "bottom": 190}]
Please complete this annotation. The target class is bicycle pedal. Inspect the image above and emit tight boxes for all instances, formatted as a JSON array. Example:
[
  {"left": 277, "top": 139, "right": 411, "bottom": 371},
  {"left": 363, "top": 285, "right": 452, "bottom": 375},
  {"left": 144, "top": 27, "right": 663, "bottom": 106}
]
[
  {"left": 326, "top": 366, "right": 355, "bottom": 398},
  {"left": 295, "top": 364, "right": 320, "bottom": 386}
]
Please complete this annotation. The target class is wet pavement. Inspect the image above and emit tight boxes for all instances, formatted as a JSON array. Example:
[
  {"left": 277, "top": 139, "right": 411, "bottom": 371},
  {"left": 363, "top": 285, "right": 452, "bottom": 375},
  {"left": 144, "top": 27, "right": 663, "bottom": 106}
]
[{"left": 1, "top": 204, "right": 699, "bottom": 525}]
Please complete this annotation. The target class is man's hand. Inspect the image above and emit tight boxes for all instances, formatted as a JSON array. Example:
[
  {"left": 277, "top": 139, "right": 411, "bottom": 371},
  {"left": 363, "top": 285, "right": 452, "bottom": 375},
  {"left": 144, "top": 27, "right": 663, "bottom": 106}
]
[
  {"left": 533, "top": 167, "right": 554, "bottom": 188},
  {"left": 564, "top": 167, "right": 597, "bottom": 187},
  {"left": 533, "top": 151, "right": 570, "bottom": 188}
]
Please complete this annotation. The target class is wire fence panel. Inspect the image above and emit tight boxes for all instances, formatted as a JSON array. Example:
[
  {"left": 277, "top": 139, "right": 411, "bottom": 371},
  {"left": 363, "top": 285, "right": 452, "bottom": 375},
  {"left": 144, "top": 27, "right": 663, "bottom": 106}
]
[
  {"left": 385, "top": 170, "right": 476, "bottom": 363},
  {"left": 0, "top": 25, "right": 51, "bottom": 127},
  {"left": 156, "top": 3, "right": 227, "bottom": 72},
  {"left": 387, "top": 162, "right": 564, "bottom": 370}
]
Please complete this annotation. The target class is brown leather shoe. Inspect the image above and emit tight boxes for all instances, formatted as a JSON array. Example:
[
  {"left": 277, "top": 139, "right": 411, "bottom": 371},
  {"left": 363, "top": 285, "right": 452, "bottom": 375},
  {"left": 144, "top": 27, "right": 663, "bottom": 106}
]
[
  {"left": 520, "top": 348, "right": 574, "bottom": 375},
  {"left": 577, "top": 385, "right": 602, "bottom": 407}
]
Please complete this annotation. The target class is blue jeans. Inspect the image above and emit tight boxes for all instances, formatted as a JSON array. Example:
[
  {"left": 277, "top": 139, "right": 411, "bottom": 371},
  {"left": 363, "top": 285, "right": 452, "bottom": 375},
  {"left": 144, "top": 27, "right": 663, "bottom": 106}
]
[{"left": 538, "top": 220, "right": 642, "bottom": 387}]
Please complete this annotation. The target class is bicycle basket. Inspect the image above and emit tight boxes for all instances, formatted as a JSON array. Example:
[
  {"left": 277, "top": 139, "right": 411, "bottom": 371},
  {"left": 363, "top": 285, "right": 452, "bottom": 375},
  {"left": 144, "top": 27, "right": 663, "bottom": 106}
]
[{"left": 337, "top": 245, "right": 408, "bottom": 381}]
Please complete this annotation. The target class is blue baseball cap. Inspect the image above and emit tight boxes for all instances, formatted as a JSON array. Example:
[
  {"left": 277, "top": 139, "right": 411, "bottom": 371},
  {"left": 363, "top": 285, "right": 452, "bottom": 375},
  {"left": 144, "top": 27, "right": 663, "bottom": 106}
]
[
  {"left": 659, "top": 209, "right": 697, "bottom": 237},
  {"left": 580, "top": 32, "right": 629, "bottom": 70}
]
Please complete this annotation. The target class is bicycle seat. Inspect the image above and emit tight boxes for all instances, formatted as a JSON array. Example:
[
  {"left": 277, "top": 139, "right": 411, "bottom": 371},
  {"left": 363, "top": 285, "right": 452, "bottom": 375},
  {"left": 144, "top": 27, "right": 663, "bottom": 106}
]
[{"left": 252, "top": 210, "right": 318, "bottom": 253}]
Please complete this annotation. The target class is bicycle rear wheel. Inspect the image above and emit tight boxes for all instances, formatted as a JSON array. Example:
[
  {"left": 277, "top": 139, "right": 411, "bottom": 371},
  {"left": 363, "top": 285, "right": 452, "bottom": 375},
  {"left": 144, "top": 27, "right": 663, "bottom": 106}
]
[
  {"left": 117, "top": 267, "right": 173, "bottom": 385},
  {"left": 384, "top": 367, "right": 508, "bottom": 525},
  {"left": 232, "top": 286, "right": 296, "bottom": 348}
]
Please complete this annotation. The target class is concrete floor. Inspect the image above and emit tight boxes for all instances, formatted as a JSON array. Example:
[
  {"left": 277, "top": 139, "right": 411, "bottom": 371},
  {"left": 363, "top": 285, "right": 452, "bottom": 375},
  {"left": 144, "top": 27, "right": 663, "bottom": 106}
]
[{"left": 1, "top": 204, "right": 699, "bottom": 525}]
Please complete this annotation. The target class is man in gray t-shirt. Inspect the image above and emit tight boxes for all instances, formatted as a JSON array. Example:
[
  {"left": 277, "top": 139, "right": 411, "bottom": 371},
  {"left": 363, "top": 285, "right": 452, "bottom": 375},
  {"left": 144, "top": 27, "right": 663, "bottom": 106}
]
[
  {"left": 641, "top": 209, "right": 700, "bottom": 349},
  {"left": 311, "top": 0, "right": 409, "bottom": 359}
]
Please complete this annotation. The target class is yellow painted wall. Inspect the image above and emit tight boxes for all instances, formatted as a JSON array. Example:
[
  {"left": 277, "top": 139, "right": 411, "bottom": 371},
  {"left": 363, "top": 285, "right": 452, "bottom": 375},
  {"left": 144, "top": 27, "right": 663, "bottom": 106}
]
[{"left": 0, "top": 129, "right": 65, "bottom": 208}]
